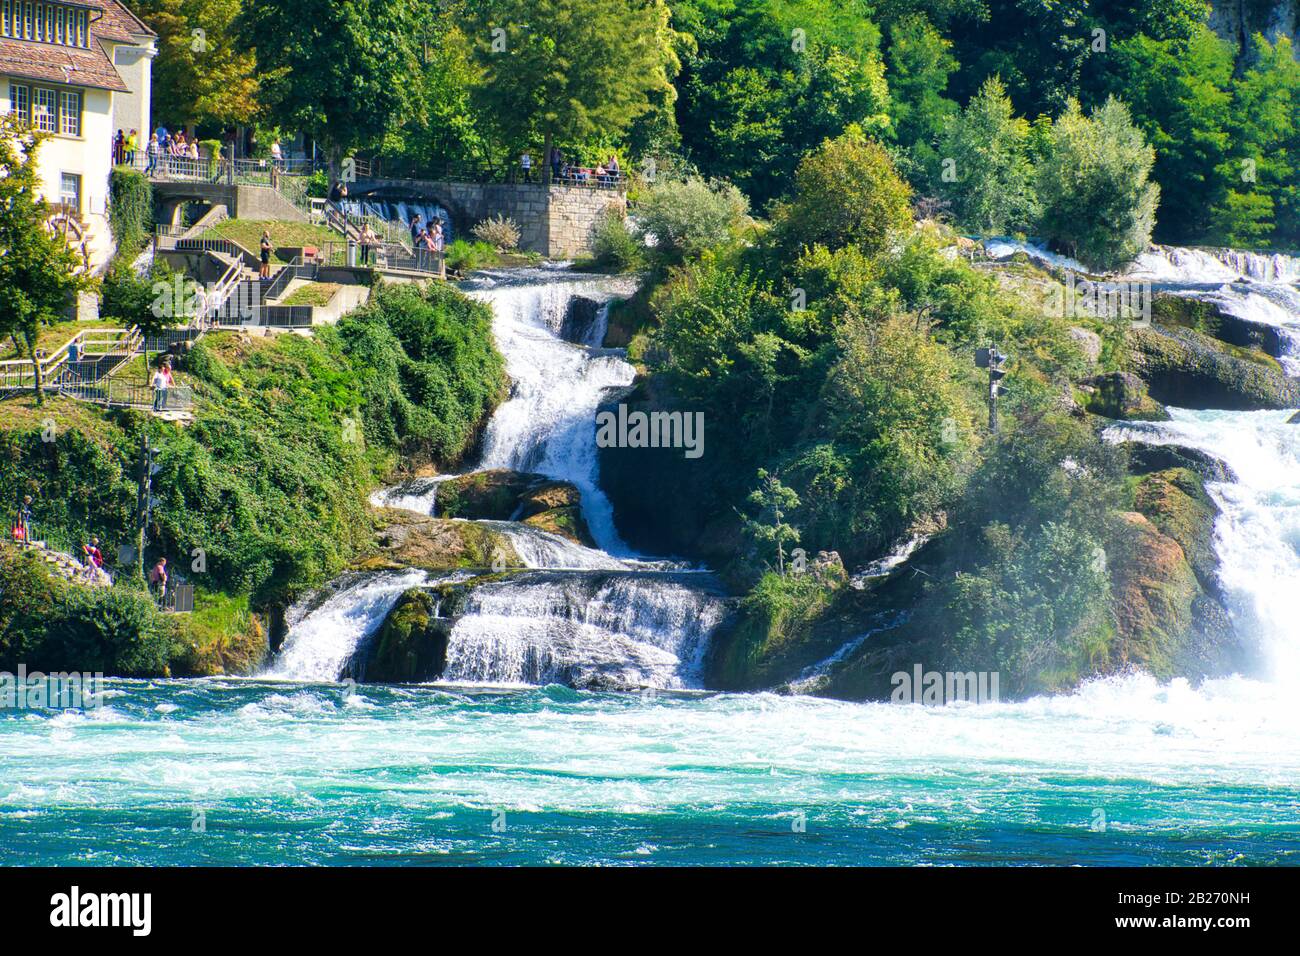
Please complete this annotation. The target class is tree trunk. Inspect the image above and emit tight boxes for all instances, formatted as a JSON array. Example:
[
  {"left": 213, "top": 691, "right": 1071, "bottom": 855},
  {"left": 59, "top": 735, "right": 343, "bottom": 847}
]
[
  {"left": 24, "top": 334, "right": 43, "bottom": 407},
  {"left": 542, "top": 130, "right": 553, "bottom": 186}
]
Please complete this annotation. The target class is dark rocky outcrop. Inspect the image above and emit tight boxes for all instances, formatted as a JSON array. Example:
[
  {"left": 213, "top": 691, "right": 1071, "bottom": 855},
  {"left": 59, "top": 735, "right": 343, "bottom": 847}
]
[
  {"left": 1127, "top": 324, "right": 1300, "bottom": 410},
  {"left": 1124, "top": 441, "right": 1236, "bottom": 483},
  {"left": 349, "top": 588, "right": 452, "bottom": 682},
  {"left": 559, "top": 295, "right": 605, "bottom": 345},
  {"left": 1152, "top": 292, "right": 1291, "bottom": 357}
]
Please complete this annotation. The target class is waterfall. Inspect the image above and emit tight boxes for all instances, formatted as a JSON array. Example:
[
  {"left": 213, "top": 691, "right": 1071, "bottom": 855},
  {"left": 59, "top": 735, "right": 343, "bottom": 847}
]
[
  {"left": 441, "top": 571, "right": 727, "bottom": 688},
  {"left": 369, "top": 476, "right": 447, "bottom": 515},
  {"left": 268, "top": 269, "right": 729, "bottom": 689},
  {"left": 1108, "top": 410, "right": 1300, "bottom": 681},
  {"left": 463, "top": 270, "right": 640, "bottom": 555},
  {"left": 264, "top": 570, "right": 430, "bottom": 682},
  {"left": 340, "top": 199, "right": 452, "bottom": 242}
]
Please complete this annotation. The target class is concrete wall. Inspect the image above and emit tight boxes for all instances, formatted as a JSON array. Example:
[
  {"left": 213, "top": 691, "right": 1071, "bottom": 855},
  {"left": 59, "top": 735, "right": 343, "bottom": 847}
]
[{"left": 355, "top": 178, "right": 625, "bottom": 258}]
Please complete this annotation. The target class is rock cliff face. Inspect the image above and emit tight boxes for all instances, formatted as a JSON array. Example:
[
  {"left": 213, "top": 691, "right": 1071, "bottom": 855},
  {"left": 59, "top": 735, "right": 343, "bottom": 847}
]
[{"left": 1209, "top": 0, "right": 1299, "bottom": 56}]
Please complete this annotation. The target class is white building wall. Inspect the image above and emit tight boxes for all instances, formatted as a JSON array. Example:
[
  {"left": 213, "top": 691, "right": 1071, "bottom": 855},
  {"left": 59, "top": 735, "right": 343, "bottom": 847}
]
[
  {"left": 2, "top": 78, "right": 115, "bottom": 270},
  {"left": 109, "top": 39, "right": 153, "bottom": 137}
]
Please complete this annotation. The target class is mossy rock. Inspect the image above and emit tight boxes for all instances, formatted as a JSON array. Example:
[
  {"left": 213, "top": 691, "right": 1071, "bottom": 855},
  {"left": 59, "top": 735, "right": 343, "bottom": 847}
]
[
  {"left": 1126, "top": 325, "right": 1300, "bottom": 410},
  {"left": 360, "top": 509, "right": 521, "bottom": 572},
  {"left": 353, "top": 588, "right": 450, "bottom": 682},
  {"left": 1152, "top": 293, "right": 1290, "bottom": 357},
  {"left": 1133, "top": 468, "right": 1220, "bottom": 590},
  {"left": 1105, "top": 511, "right": 1238, "bottom": 679},
  {"left": 437, "top": 470, "right": 540, "bottom": 521},
  {"left": 435, "top": 471, "right": 594, "bottom": 546},
  {"left": 1084, "top": 371, "right": 1169, "bottom": 420}
]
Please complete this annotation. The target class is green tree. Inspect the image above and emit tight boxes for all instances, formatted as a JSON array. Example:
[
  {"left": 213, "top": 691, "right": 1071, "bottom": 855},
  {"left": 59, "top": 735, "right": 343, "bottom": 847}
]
[
  {"left": 239, "top": 0, "right": 425, "bottom": 172},
  {"left": 0, "top": 116, "right": 86, "bottom": 405},
  {"left": 673, "top": 0, "right": 889, "bottom": 205},
  {"left": 937, "top": 76, "right": 1038, "bottom": 235},
  {"left": 1104, "top": 25, "right": 1235, "bottom": 244},
  {"left": 774, "top": 132, "right": 913, "bottom": 256},
  {"left": 128, "top": 0, "right": 260, "bottom": 130},
  {"left": 886, "top": 13, "right": 958, "bottom": 156},
  {"left": 1216, "top": 35, "right": 1300, "bottom": 248},
  {"left": 466, "top": 0, "right": 680, "bottom": 180},
  {"left": 1037, "top": 97, "right": 1159, "bottom": 270},
  {"left": 742, "top": 469, "right": 801, "bottom": 575}
]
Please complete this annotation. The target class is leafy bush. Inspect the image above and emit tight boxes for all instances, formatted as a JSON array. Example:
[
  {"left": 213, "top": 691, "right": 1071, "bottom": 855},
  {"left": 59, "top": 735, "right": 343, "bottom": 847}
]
[
  {"left": 444, "top": 239, "right": 497, "bottom": 272},
  {"left": 591, "top": 207, "right": 645, "bottom": 271},
  {"left": 635, "top": 175, "right": 750, "bottom": 260},
  {"left": 0, "top": 552, "right": 173, "bottom": 676},
  {"left": 1037, "top": 97, "right": 1159, "bottom": 270},
  {"left": 471, "top": 214, "right": 521, "bottom": 250},
  {"left": 936, "top": 77, "right": 1039, "bottom": 235}
]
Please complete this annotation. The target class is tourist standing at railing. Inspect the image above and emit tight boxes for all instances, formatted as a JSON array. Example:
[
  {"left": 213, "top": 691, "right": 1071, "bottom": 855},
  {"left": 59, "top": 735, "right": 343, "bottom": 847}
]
[
  {"left": 259, "top": 230, "right": 273, "bottom": 279},
  {"left": 271, "top": 139, "right": 283, "bottom": 170},
  {"left": 125, "top": 130, "right": 138, "bottom": 166},
  {"left": 431, "top": 220, "right": 445, "bottom": 278},
  {"left": 521, "top": 152, "right": 533, "bottom": 183},
  {"left": 359, "top": 224, "right": 376, "bottom": 266},
  {"left": 15, "top": 496, "right": 33, "bottom": 550},
  {"left": 149, "top": 557, "right": 168, "bottom": 605},
  {"left": 409, "top": 214, "right": 422, "bottom": 250},
  {"left": 113, "top": 130, "right": 125, "bottom": 166},
  {"left": 145, "top": 134, "right": 159, "bottom": 176},
  {"left": 151, "top": 363, "right": 169, "bottom": 412},
  {"left": 606, "top": 154, "right": 620, "bottom": 186}
]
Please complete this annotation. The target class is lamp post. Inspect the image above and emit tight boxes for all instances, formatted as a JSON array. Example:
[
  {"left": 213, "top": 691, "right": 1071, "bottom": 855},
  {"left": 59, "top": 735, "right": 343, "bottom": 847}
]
[{"left": 975, "top": 346, "right": 1008, "bottom": 434}]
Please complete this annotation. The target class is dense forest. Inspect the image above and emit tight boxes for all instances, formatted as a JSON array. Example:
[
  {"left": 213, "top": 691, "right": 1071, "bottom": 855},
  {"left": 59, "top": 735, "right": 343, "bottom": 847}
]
[{"left": 130, "top": 0, "right": 1300, "bottom": 253}]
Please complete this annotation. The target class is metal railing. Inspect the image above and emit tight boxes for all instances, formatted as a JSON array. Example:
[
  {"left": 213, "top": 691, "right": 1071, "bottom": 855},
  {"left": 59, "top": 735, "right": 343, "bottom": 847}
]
[{"left": 348, "top": 155, "right": 626, "bottom": 189}]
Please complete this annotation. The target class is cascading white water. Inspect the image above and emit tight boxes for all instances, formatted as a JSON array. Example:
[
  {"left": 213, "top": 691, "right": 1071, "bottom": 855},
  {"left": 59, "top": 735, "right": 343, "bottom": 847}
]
[
  {"left": 463, "top": 270, "right": 640, "bottom": 556},
  {"left": 1166, "top": 283, "right": 1300, "bottom": 375},
  {"left": 1128, "top": 245, "right": 1300, "bottom": 284},
  {"left": 442, "top": 572, "right": 726, "bottom": 688},
  {"left": 264, "top": 569, "right": 430, "bottom": 681},
  {"left": 1108, "top": 410, "right": 1300, "bottom": 680},
  {"left": 270, "top": 269, "right": 729, "bottom": 688},
  {"left": 368, "top": 476, "right": 447, "bottom": 515}
]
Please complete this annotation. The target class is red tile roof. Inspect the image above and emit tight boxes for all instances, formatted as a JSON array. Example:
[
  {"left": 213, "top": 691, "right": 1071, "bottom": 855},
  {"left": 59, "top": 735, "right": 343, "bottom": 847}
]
[
  {"left": 0, "top": 1, "right": 155, "bottom": 93},
  {"left": 95, "top": 0, "right": 156, "bottom": 41},
  {"left": 0, "top": 36, "right": 130, "bottom": 92}
]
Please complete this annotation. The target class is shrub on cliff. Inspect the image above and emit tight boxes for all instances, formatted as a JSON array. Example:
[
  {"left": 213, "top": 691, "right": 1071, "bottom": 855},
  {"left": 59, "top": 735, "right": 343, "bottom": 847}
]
[{"left": 326, "top": 281, "right": 507, "bottom": 468}]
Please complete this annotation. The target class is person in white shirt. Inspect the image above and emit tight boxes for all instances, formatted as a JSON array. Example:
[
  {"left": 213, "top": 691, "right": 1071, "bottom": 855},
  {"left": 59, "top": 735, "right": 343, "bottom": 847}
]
[{"left": 152, "top": 365, "right": 169, "bottom": 411}]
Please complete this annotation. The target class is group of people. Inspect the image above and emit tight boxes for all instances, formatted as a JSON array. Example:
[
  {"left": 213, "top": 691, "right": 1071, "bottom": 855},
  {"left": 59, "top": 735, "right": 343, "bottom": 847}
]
[
  {"left": 525, "top": 148, "right": 621, "bottom": 187},
  {"left": 10, "top": 497, "right": 175, "bottom": 600},
  {"left": 150, "top": 356, "right": 176, "bottom": 412},
  {"left": 408, "top": 215, "right": 445, "bottom": 274},
  {"left": 112, "top": 129, "right": 140, "bottom": 167},
  {"left": 143, "top": 126, "right": 203, "bottom": 177}
]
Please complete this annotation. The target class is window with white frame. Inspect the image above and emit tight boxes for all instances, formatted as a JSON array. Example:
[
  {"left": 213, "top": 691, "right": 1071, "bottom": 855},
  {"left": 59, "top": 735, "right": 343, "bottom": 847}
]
[
  {"left": 1, "top": 1, "right": 89, "bottom": 47},
  {"left": 58, "top": 89, "right": 79, "bottom": 135},
  {"left": 59, "top": 172, "right": 80, "bottom": 211},
  {"left": 32, "top": 86, "right": 55, "bottom": 132},
  {"left": 8, "top": 82, "right": 29, "bottom": 123}
]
